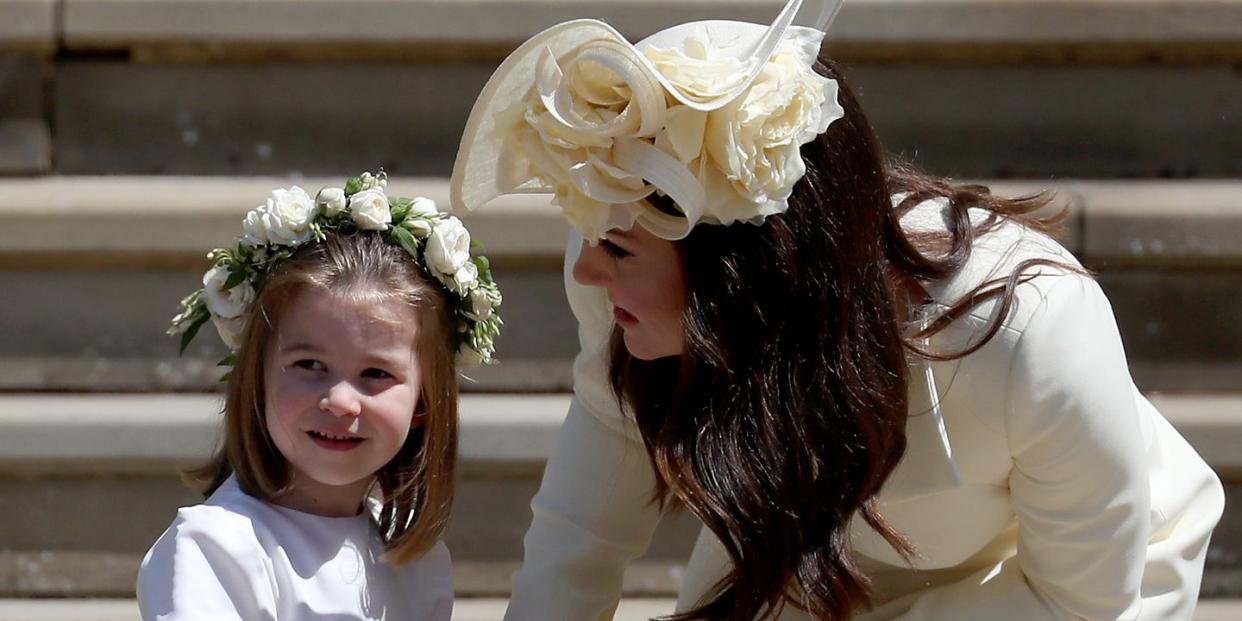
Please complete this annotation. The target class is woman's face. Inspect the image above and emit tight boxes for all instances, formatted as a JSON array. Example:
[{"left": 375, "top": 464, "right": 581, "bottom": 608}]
[{"left": 572, "top": 224, "right": 686, "bottom": 360}]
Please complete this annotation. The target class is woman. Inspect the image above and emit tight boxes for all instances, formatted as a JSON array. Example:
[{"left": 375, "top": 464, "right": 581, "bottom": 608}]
[{"left": 450, "top": 1, "right": 1225, "bottom": 619}]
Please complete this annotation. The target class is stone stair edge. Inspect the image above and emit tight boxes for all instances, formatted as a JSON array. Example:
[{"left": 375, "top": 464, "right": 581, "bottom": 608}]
[
  {"left": 0, "top": 393, "right": 571, "bottom": 472},
  {"left": 55, "top": 0, "right": 1242, "bottom": 48},
  {"left": 3, "top": 176, "right": 1242, "bottom": 263},
  {"left": 0, "top": 0, "right": 56, "bottom": 52},
  {"left": 0, "top": 392, "right": 1238, "bottom": 477}
]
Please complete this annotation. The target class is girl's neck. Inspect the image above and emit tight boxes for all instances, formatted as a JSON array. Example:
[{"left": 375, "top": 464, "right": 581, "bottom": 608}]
[{"left": 272, "top": 474, "right": 373, "bottom": 518}]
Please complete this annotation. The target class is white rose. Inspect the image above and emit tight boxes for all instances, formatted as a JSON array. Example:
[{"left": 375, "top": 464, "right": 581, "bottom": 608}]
[
  {"left": 350, "top": 188, "right": 391, "bottom": 230},
  {"left": 704, "top": 41, "right": 841, "bottom": 208},
  {"left": 468, "top": 286, "right": 500, "bottom": 322},
  {"left": 316, "top": 187, "right": 347, "bottom": 217},
  {"left": 644, "top": 35, "right": 750, "bottom": 102},
  {"left": 410, "top": 197, "right": 439, "bottom": 218},
  {"left": 451, "top": 261, "right": 479, "bottom": 294},
  {"left": 424, "top": 216, "right": 472, "bottom": 277},
  {"left": 239, "top": 206, "right": 270, "bottom": 248},
  {"left": 401, "top": 218, "right": 434, "bottom": 239},
  {"left": 262, "top": 186, "right": 317, "bottom": 246},
  {"left": 212, "top": 313, "right": 247, "bottom": 349},
  {"left": 201, "top": 264, "right": 254, "bottom": 319}
]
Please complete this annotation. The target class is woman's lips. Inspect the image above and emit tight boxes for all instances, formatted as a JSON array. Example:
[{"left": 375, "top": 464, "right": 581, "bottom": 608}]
[
  {"left": 613, "top": 306, "right": 638, "bottom": 327},
  {"left": 307, "top": 430, "right": 366, "bottom": 452}
]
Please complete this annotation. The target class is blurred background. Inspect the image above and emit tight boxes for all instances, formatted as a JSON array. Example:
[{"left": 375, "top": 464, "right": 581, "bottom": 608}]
[{"left": 0, "top": 0, "right": 1238, "bottom": 618}]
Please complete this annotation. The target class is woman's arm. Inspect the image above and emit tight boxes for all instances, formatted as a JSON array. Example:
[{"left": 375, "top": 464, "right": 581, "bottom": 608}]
[{"left": 503, "top": 232, "right": 665, "bottom": 621}]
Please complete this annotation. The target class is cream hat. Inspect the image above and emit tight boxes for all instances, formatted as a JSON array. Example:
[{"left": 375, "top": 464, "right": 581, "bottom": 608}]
[{"left": 451, "top": 0, "right": 845, "bottom": 241}]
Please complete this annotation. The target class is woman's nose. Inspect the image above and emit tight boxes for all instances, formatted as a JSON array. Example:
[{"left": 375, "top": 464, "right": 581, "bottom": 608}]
[
  {"left": 572, "top": 240, "right": 611, "bottom": 287},
  {"left": 321, "top": 381, "right": 363, "bottom": 418}
]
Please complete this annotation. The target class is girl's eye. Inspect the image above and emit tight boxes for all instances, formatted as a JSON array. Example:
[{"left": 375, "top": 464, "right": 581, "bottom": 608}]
[
  {"left": 293, "top": 359, "right": 325, "bottom": 372},
  {"left": 600, "top": 239, "right": 632, "bottom": 259},
  {"left": 361, "top": 368, "right": 394, "bottom": 380}
]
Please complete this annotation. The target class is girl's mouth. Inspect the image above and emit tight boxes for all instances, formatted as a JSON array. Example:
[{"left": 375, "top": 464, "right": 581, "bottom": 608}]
[{"left": 307, "top": 430, "right": 366, "bottom": 451}]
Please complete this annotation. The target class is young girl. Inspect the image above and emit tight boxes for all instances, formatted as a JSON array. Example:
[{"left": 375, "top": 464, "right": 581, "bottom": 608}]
[
  {"left": 450, "top": 0, "right": 1224, "bottom": 619},
  {"left": 139, "top": 172, "right": 502, "bottom": 620}
]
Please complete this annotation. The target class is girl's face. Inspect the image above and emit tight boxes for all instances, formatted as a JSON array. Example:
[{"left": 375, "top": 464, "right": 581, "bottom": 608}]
[
  {"left": 264, "top": 288, "right": 423, "bottom": 517},
  {"left": 572, "top": 224, "right": 686, "bottom": 360}
]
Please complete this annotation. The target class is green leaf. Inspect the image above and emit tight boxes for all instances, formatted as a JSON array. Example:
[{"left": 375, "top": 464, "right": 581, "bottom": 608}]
[
  {"left": 472, "top": 255, "right": 492, "bottom": 280},
  {"left": 217, "top": 353, "right": 237, "bottom": 367},
  {"left": 223, "top": 266, "right": 248, "bottom": 290},
  {"left": 179, "top": 313, "right": 211, "bottom": 355},
  {"left": 389, "top": 197, "right": 414, "bottom": 225},
  {"left": 344, "top": 176, "right": 363, "bottom": 195},
  {"left": 389, "top": 226, "right": 422, "bottom": 259}
]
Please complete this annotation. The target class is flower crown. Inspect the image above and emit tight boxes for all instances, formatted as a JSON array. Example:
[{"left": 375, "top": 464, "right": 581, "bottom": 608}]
[{"left": 168, "top": 172, "right": 503, "bottom": 367}]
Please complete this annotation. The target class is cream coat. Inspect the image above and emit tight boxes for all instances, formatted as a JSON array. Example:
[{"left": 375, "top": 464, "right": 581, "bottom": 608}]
[{"left": 503, "top": 201, "right": 1225, "bottom": 621}]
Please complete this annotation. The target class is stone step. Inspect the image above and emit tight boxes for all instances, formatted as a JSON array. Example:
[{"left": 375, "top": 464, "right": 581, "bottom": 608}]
[
  {"left": 56, "top": 0, "right": 1242, "bottom": 62},
  {"left": 2, "top": 176, "right": 1240, "bottom": 392},
  {"left": 0, "top": 393, "right": 1238, "bottom": 597},
  {"left": 1, "top": 598, "right": 1240, "bottom": 621},
  {"left": 0, "top": 0, "right": 55, "bottom": 55},
  {"left": 39, "top": 61, "right": 1242, "bottom": 178}
]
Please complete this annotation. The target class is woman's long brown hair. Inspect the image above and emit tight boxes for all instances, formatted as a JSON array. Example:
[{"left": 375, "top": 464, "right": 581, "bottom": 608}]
[{"left": 609, "top": 58, "right": 1080, "bottom": 620}]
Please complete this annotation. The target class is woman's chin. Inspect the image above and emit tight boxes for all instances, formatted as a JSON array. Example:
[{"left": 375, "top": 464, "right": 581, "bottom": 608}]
[{"left": 622, "top": 330, "right": 682, "bottom": 361}]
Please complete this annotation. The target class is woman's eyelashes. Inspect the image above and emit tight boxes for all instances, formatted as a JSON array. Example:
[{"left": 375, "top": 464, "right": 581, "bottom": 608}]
[{"left": 600, "top": 239, "right": 632, "bottom": 259}]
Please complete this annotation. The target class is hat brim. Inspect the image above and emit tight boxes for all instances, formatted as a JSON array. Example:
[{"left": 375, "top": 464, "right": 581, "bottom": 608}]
[{"left": 450, "top": 0, "right": 841, "bottom": 216}]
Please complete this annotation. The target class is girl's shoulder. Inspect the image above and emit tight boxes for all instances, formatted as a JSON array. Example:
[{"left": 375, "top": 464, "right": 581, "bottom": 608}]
[{"left": 140, "top": 477, "right": 273, "bottom": 573}]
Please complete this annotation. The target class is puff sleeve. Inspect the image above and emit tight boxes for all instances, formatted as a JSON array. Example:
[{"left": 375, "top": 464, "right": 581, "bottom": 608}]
[
  {"left": 890, "top": 275, "right": 1151, "bottom": 621},
  {"left": 137, "top": 508, "right": 278, "bottom": 621},
  {"left": 503, "top": 232, "right": 665, "bottom": 621}
]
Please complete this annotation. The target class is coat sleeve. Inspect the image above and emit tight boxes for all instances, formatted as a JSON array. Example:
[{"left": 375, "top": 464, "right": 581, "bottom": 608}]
[
  {"left": 504, "top": 232, "right": 664, "bottom": 621},
  {"left": 890, "top": 275, "right": 1151, "bottom": 621},
  {"left": 136, "top": 509, "right": 278, "bottom": 621}
]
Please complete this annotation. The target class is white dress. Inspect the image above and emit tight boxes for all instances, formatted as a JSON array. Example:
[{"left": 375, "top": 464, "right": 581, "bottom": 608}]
[
  {"left": 137, "top": 476, "right": 453, "bottom": 621},
  {"left": 503, "top": 200, "right": 1226, "bottom": 621}
]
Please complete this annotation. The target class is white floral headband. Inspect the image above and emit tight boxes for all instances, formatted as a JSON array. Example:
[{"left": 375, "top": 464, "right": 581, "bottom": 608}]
[
  {"left": 451, "top": 0, "right": 845, "bottom": 241},
  {"left": 169, "top": 172, "right": 503, "bottom": 368}
]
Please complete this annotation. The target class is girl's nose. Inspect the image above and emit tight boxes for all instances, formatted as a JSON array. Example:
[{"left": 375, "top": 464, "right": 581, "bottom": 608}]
[
  {"left": 320, "top": 381, "right": 363, "bottom": 418},
  {"left": 572, "top": 240, "right": 611, "bottom": 287}
]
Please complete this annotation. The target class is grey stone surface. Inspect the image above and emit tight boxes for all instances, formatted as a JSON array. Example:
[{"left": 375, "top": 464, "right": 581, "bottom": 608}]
[
  {"left": 52, "top": 61, "right": 1242, "bottom": 178},
  {"left": 0, "top": 0, "right": 55, "bottom": 53},
  {"left": 0, "top": 176, "right": 571, "bottom": 260},
  {"left": 0, "top": 266, "right": 578, "bottom": 392},
  {"left": 0, "top": 57, "right": 49, "bottom": 173},
  {"left": 53, "top": 62, "right": 497, "bottom": 177},
  {"left": 1079, "top": 181, "right": 1242, "bottom": 266},
  {"left": 58, "top": 0, "right": 1242, "bottom": 48},
  {"left": 1099, "top": 270, "right": 1242, "bottom": 393}
]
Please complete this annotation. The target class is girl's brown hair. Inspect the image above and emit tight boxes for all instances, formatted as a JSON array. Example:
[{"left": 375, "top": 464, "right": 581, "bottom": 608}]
[
  {"left": 610, "top": 58, "right": 1077, "bottom": 620},
  {"left": 187, "top": 232, "right": 457, "bottom": 565}
]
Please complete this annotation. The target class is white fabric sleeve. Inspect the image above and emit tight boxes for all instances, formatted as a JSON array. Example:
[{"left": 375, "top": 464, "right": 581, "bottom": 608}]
[
  {"left": 890, "top": 275, "right": 1151, "bottom": 621},
  {"left": 137, "top": 509, "right": 277, "bottom": 621},
  {"left": 503, "top": 232, "right": 664, "bottom": 621}
]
